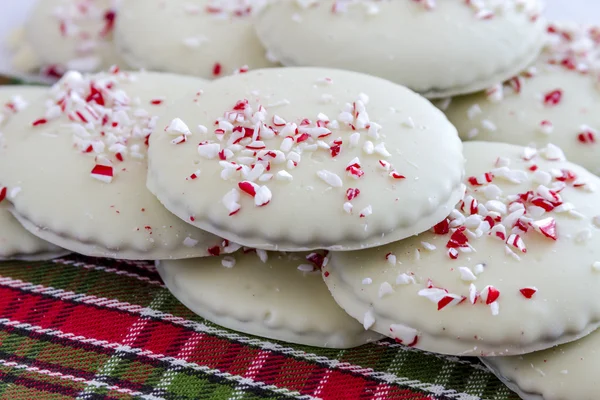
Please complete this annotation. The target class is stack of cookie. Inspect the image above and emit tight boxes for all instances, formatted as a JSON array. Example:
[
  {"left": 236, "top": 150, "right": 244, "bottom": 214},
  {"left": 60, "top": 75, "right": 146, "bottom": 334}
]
[{"left": 2, "top": 1, "right": 600, "bottom": 399}]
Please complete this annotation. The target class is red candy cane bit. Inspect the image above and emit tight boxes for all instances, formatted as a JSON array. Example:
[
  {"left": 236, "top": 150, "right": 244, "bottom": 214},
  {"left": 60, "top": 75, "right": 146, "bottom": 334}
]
[
  {"left": 207, "top": 246, "right": 221, "bottom": 256},
  {"left": 296, "top": 133, "right": 310, "bottom": 143},
  {"left": 531, "top": 197, "right": 556, "bottom": 212},
  {"left": 212, "top": 63, "right": 222, "bottom": 77},
  {"left": 346, "top": 164, "right": 364, "bottom": 178},
  {"left": 32, "top": 118, "right": 48, "bottom": 127},
  {"left": 306, "top": 252, "right": 326, "bottom": 269},
  {"left": 90, "top": 164, "right": 114, "bottom": 183},
  {"left": 447, "top": 227, "right": 469, "bottom": 249},
  {"left": 482, "top": 286, "right": 500, "bottom": 304},
  {"left": 543, "top": 89, "right": 563, "bottom": 106},
  {"left": 507, "top": 234, "right": 527, "bottom": 253},
  {"left": 509, "top": 76, "right": 522, "bottom": 93},
  {"left": 238, "top": 181, "right": 257, "bottom": 197},
  {"left": 100, "top": 9, "right": 116, "bottom": 37},
  {"left": 448, "top": 248, "right": 459, "bottom": 259},
  {"left": 0, "top": 187, "right": 6, "bottom": 203},
  {"left": 433, "top": 219, "right": 450, "bottom": 235},
  {"left": 555, "top": 169, "right": 577, "bottom": 182},
  {"left": 437, "top": 295, "right": 465, "bottom": 311},
  {"left": 323, "top": 271, "right": 330, "bottom": 278},
  {"left": 390, "top": 171, "right": 406, "bottom": 180},
  {"left": 519, "top": 287, "right": 538, "bottom": 299},
  {"left": 41, "top": 64, "right": 66, "bottom": 79},
  {"left": 532, "top": 217, "right": 557, "bottom": 240},
  {"left": 150, "top": 99, "right": 164, "bottom": 105},
  {"left": 467, "top": 172, "right": 493, "bottom": 186},
  {"left": 578, "top": 130, "right": 596, "bottom": 144},
  {"left": 115, "top": 153, "right": 124, "bottom": 162},
  {"left": 346, "top": 188, "right": 360, "bottom": 201},
  {"left": 330, "top": 143, "right": 341, "bottom": 158}
]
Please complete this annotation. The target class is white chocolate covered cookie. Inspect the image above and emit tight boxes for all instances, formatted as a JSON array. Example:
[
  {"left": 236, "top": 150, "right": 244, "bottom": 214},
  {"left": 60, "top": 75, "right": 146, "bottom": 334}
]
[
  {"left": 147, "top": 67, "right": 464, "bottom": 251},
  {"left": 443, "top": 24, "right": 600, "bottom": 175},
  {"left": 114, "top": 0, "right": 276, "bottom": 79},
  {"left": 0, "top": 70, "right": 230, "bottom": 260},
  {"left": 323, "top": 141, "right": 600, "bottom": 356},
  {"left": 0, "top": 86, "right": 69, "bottom": 261},
  {"left": 10, "top": 0, "right": 122, "bottom": 76},
  {"left": 482, "top": 330, "right": 600, "bottom": 400},
  {"left": 255, "top": 0, "right": 546, "bottom": 98},
  {"left": 157, "top": 250, "right": 383, "bottom": 348}
]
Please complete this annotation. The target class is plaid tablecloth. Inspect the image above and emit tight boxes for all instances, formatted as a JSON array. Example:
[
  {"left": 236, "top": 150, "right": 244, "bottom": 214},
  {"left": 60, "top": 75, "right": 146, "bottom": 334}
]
[
  {"left": 0, "top": 255, "right": 518, "bottom": 400},
  {"left": 0, "top": 76, "right": 518, "bottom": 400}
]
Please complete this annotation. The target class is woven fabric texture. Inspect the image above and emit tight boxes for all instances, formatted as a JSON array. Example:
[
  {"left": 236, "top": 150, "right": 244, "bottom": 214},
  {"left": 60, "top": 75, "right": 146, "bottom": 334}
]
[{"left": 0, "top": 255, "right": 518, "bottom": 400}]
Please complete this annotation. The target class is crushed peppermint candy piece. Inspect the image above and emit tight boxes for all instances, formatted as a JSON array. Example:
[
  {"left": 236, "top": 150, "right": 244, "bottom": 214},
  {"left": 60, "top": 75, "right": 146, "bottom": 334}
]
[
  {"left": 396, "top": 273, "right": 415, "bottom": 285},
  {"left": 458, "top": 266, "right": 477, "bottom": 282},
  {"left": 317, "top": 170, "right": 343, "bottom": 187},
  {"left": 519, "top": 287, "right": 537, "bottom": 299},
  {"left": 378, "top": 282, "right": 394, "bottom": 298},
  {"left": 90, "top": 164, "right": 113, "bottom": 183},
  {"left": 481, "top": 285, "right": 500, "bottom": 305},
  {"left": 166, "top": 118, "right": 192, "bottom": 136},
  {"left": 221, "top": 256, "right": 236, "bottom": 268}
]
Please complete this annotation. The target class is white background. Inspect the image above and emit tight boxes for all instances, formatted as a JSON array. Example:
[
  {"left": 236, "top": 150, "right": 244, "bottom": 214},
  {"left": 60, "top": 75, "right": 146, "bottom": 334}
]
[{"left": 0, "top": 0, "right": 597, "bottom": 78}]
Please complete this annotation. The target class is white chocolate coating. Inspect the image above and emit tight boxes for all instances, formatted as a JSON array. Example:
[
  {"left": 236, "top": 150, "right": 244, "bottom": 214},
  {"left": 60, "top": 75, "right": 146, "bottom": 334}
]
[
  {"left": 443, "top": 24, "right": 600, "bottom": 175},
  {"left": 115, "top": 0, "right": 277, "bottom": 79},
  {"left": 0, "top": 71, "right": 228, "bottom": 260},
  {"left": 482, "top": 328, "right": 600, "bottom": 400},
  {"left": 324, "top": 141, "right": 600, "bottom": 356},
  {"left": 157, "top": 250, "right": 383, "bottom": 348},
  {"left": 0, "top": 86, "right": 69, "bottom": 261},
  {"left": 255, "top": 0, "right": 546, "bottom": 98},
  {"left": 147, "top": 67, "right": 464, "bottom": 251},
  {"left": 12, "top": 0, "right": 122, "bottom": 74}
]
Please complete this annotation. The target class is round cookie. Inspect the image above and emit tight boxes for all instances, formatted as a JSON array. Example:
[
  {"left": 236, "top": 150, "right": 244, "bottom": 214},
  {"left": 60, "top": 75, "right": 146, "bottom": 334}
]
[
  {"left": 482, "top": 330, "right": 600, "bottom": 400},
  {"left": 443, "top": 24, "right": 600, "bottom": 175},
  {"left": 323, "top": 141, "right": 600, "bottom": 356},
  {"left": 0, "top": 86, "right": 69, "bottom": 261},
  {"left": 157, "top": 250, "right": 383, "bottom": 348},
  {"left": 10, "top": 0, "right": 122, "bottom": 76},
  {"left": 114, "top": 0, "right": 276, "bottom": 79},
  {"left": 0, "top": 70, "right": 230, "bottom": 260},
  {"left": 146, "top": 67, "right": 465, "bottom": 251},
  {"left": 255, "top": 0, "right": 546, "bottom": 98}
]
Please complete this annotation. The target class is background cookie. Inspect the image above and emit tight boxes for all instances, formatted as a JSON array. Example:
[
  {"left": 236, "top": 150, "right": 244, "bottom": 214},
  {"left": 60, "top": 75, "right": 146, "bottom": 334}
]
[
  {"left": 255, "top": 0, "right": 546, "bottom": 98},
  {"left": 0, "top": 70, "right": 230, "bottom": 260},
  {"left": 157, "top": 250, "right": 383, "bottom": 348},
  {"left": 443, "top": 24, "right": 600, "bottom": 175},
  {"left": 147, "top": 67, "right": 464, "bottom": 251},
  {"left": 115, "top": 0, "right": 276, "bottom": 79},
  {"left": 482, "top": 329, "right": 600, "bottom": 400},
  {"left": 0, "top": 86, "right": 69, "bottom": 260},
  {"left": 10, "top": 0, "right": 122, "bottom": 76},
  {"left": 324, "top": 141, "right": 600, "bottom": 356}
]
